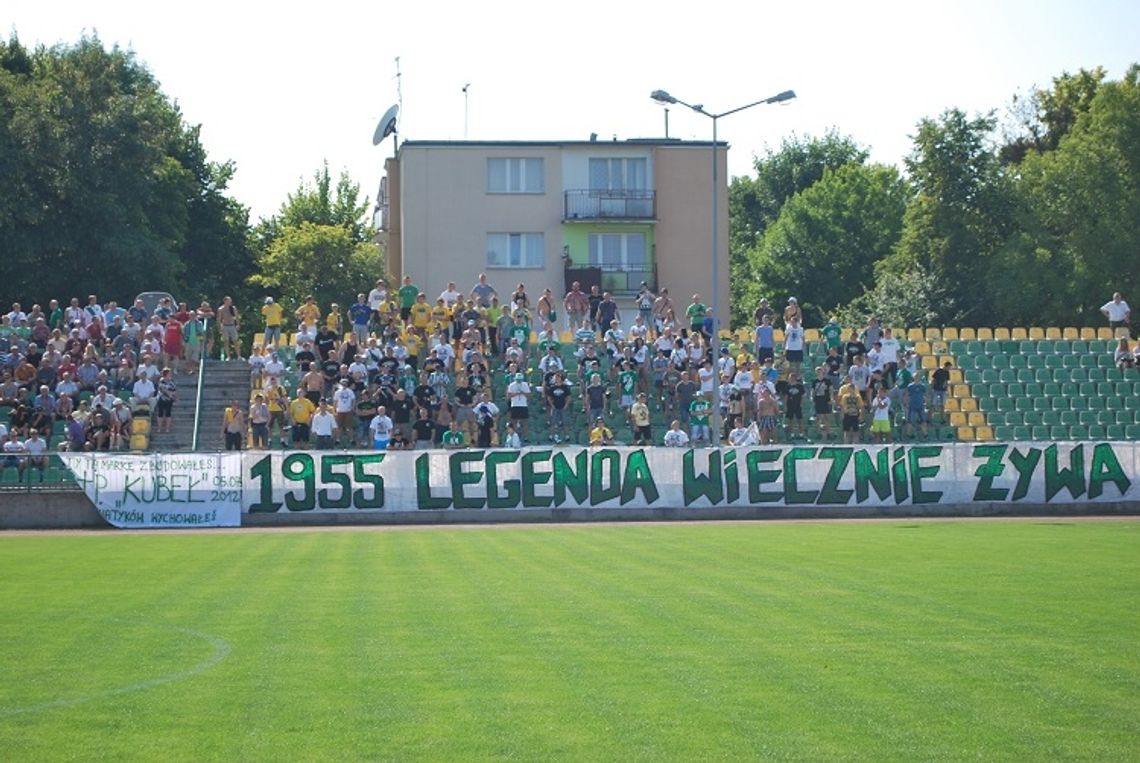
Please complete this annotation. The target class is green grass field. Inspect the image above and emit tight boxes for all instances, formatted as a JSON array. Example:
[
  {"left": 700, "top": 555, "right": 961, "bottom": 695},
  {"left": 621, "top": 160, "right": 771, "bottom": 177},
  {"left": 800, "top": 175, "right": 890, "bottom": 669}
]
[{"left": 2, "top": 520, "right": 1139, "bottom": 761}]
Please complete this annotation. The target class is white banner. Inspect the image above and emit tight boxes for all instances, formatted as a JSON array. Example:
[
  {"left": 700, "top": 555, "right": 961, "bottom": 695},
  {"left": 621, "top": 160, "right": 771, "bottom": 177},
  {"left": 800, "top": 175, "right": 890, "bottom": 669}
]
[
  {"left": 60, "top": 453, "right": 242, "bottom": 528},
  {"left": 61, "top": 443, "right": 1137, "bottom": 525}
]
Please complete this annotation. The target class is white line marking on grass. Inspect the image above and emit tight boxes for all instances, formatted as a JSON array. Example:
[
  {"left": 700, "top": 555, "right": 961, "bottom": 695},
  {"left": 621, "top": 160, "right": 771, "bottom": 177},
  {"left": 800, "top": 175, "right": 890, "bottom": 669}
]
[{"left": 0, "top": 622, "right": 231, "bottom": 717}]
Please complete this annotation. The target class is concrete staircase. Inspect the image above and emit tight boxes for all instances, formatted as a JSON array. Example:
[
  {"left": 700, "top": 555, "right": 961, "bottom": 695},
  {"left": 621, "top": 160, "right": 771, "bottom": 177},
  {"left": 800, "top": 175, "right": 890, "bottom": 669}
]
[{"left": 148, "top": 360, "right": 251, "bottom": 452}]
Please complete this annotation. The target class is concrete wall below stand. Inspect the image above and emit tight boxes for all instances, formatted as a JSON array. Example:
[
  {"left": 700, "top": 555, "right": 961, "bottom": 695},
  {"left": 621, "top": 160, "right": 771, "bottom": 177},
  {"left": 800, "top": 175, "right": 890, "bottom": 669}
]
[{"left": 3, "top": 491, "right": 1137, "bottom": 530}]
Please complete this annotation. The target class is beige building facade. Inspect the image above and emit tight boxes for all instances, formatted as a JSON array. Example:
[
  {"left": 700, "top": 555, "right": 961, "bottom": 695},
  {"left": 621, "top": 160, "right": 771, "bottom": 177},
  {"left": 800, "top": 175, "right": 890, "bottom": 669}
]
[{"left": 377, "top": 139, "right": 729, "bottom": 322}]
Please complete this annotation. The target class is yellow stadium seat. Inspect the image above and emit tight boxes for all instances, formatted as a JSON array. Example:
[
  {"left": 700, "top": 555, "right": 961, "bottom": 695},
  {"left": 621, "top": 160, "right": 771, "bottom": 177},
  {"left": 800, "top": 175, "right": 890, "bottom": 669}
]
[
  {"left": 1115, "top": 327, "right": 1132, "bottom": 339},
  {"left": 1029, "top": 327, "right": 1045, "bottom": 339},
  {"left": 953, "top": 384, "right": 971, "bottom": 398},
  {"left": 944, "top": 398, "right": 960, "bottom": 413},
  {"left": 993, "top": 327, "right": 1010, "bottom": 341},
  {"left": 924, "top": 327, "right": 942, "bottom": 341},
  {"left": 1079, "top": 327, "right": 1096, "bottom": 341},
  {"left": 130, "top": 434, "right": 149, "bottom": 451},
  {"left": 921, "top": 355, "right": 937, "bottom": 370},
  {"left": 949, "top": 369, "right": 963, "bottom": 384},
  {"left": 133, "top": 419, "right": 151, "bottom": 435},
  {"left": 960, "top": 398, "right": 978, "bottom": 412},
  {"left": 1011, "top": 327, "right": 1028, "bottom": 340},
  {"left": 253, "top": 332, "right": 266, "bottom": 347},
  {"left": 959, "top": 327, "right": 976, "bottom": 340},
  {"left": 942, "top": 327, "right": 959, "bottom": 340},
  {"left": 773, "top": 329, "right": 785, "bottom": 343},
  {"left": 804, "top": 328, "right": 820, "bottom": 342},
  {"left": 1045, "top": 327, "right": 1062, "bottom": 339},
  {"left": 968, "top": 412, "right": 986, "bottom": 427},
  {"left": 932, "top": 341, "right": 949, "bottom": 356},
  {"left": 559, "top": 330, "right": 573, "bottom": 343},
  {"left": 976, "top": 327, "right": 993, "bottom": 341},
  {"left": 949, "top": 412, "right": 967, "bottom": 428},
  {"left": 957, "top": 426, "right": 975, "bottom": 441},
  {"left": 914, "top": 341, "right": 931, "bottom": 356},
  {"left": 1062, "top": 327, "right": 1079, "bottom": 340},
  {"left": 907, "top": 328, "right": 923, "bottom": 341},
  {"left": 1098, "top": 327, "right": 1115, "bottom": 340},
  {"left": 975, "top": 426, "right": 994, "bottom": 441}
]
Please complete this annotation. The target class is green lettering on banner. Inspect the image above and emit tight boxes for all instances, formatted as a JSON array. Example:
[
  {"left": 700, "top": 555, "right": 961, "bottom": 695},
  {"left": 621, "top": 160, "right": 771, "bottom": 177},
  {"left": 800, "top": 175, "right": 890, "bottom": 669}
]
[
  {"left": 452, "top": 451, "right": 486, "bottom": 509},
  {"left": 621, "top": 449, "right": 660, "bottom": 506},
  {"left": 854, "top": 448, "right": 891, "bottom": 503},
  {"left": 818, "top": 447, "right": 854, "bottom": 505},
  {"left": 746, "top": 450, "right": 782, "bottom": 503},
  {"left": 282, "top": 453, "right": 316, "bottom": 511},
  {"left": 723, "top": 450, "right": 740, "bottom": 504},
  {"left": 783, "top": 448, "right": 819, "bottom": 505},
  {"left": 485, "top": 451, "right": 521, "bottom": 509},
  {"left": 1008, "top": 446, "right": 1041, "bottom": 501},
  {"left": 248, "top": 454, "right": 281, "bottom": 512},
  {"left": 972, "top": 444, "right": 1009, "bottom": 501},
  {"left": 318, "top": 454, "right": 353, "bottom": 509},
  {"left": 590, "top": 449, "right": 621, "bottom": 505},
  {"left": 1045, "top": 444, "right": 1085, "bottom": 502},
  {"left": 1089, "top": 443, "right": 1131, "bottom": 500},
  {"left": 892, "top": 448, "right": 909, "bottom": 504},
  {"left": 553, "top": 450, "right": 589, "bottom": 505},
  {"left": 416, "top": 453, "right": 451, "bottom": 509},
  {"left": 521, "top": 451, "right": 554, "bottom": 508},
  {"left": 683, "top": 449, "right": 723, "bottom": 506},
  {"left": 908, "top": 446, "right": 944, "bottom": 504},
  {"left": 352, "top": 454, "right": 385, "bottom": 509}
]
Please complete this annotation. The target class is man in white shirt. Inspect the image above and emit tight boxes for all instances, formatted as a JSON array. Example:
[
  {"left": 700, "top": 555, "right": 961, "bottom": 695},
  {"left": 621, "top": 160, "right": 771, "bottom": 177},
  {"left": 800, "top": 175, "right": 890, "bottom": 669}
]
[
  {"left": 879, "top": 328, "right": 902, "bottom": 385},
  {"left": 506, "top": 372, "right": 532, "bottom": 442},
  {"left": 23, "top": 429, "right": 48, "bottom": 480},
  {"left": 332, "top": 379, "right": 356, "bottom": 448},
  {"left": 368, "top": 280, "right": 387, "bottom": 314},
  {"left": 310, "top": 401, "right": 338, "bottom": 449},
  {"left": 369, "top": 406, "right": 394, "bottom": 450},
  {"left": 1101, "top": 292, "right": 1131, "bottom": 334},
  {"left": 263, "top": 352, "right": 286, "bottom": 384},
  {"left": 784, "top": 318, "right": 805, "bottom": 376},
  {"left": 131, "top": 373, "right": 157, "bottom": 410},
  {"left": 663, "top": 420, "right": 690, "bottom": 447},
  {"left": 439, "top": 282, "right": 463, "bottom": 308}
]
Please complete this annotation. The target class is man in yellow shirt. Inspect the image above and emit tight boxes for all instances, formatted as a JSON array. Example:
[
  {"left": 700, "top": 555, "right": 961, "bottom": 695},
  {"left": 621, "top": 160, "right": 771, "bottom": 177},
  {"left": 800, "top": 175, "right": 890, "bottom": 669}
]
[
  {"left": 265, "top": 379, "right": 289, "bottom": 447},
  {"left": 287, "top": 391, "right": 317, "bottom": 449},
  {"left": 410, "top": 293, "right": 432, "bottom": 338},
  {"left": 589, "top": 417, "right": 614, "bottom": 446},
  {"left": 261, "top": 297, "right": 284, "bottom": 348},
  {"left": 294, "top": 296, "right": 320, "bottom": 328},
  {"left": 430, "top": 298, "right": 451, "bottom": 335},
  {"left": 837, "top": 375, "right": 864, "bottom": 444}
]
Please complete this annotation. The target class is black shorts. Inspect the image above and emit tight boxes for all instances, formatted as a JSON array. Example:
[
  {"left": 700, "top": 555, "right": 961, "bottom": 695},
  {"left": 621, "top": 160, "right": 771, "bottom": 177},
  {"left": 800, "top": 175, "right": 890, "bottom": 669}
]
[
  {"left": 292, "top": 423, "right": 310, "bottom": 442},
  {"left": 814, "top": 400, "right": 831, "bottom": 415},
  {"left": 843, "top": 414, "right": 861, "bottom": 432},
  {"left": 757, "top": 347, "right": 774, "bottom": 362},
  {"left": 786, "top": 407, "right": 803, "bottom": 420},
  {"left": 510, "top": 407, "right": 529, "bottom": 420},
  {"left": 305, "top": 390, "right": 321, "bottom": 405},
  {"left": 400, "top": 307, "right": 411, "bottom": 321},
  {"left": 786, "top": 349, "right": 804, "bottom": 362},
  {"left": 156, "top": 398, "right": 173, "bottom": 417},
  {"left": 636, "top": 425, "right": 652, "bottom": 440}
]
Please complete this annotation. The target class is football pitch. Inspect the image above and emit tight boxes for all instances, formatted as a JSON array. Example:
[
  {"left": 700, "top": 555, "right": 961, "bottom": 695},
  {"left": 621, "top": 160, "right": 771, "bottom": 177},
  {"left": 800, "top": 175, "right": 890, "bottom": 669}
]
[{"left": 2, "top": 520, "right": 1138, "bottom": 761}]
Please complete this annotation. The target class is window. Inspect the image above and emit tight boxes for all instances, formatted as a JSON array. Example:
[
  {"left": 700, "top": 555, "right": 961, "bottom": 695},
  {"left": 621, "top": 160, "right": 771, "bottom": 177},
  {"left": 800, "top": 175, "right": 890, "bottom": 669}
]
[
  {"left": 487, "top": 158, "right": 544, "bottom": 193},
  {"left": 588, "top": 158, "right": 647, "bottom": 192},
  {"left": 588, "top": 233, "right": 646, "bottom": 271},
  {"left": 487, "top": 233, "right": 545, "bottom": 268}
]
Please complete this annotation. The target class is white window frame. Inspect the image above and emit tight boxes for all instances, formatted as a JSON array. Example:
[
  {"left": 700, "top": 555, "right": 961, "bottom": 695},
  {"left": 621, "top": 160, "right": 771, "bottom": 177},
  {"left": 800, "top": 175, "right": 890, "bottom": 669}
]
[
  {"left": 588, "top": 232, "right": 647, "bottom": 270},
  {"left": 487, "top": 158, "right": 544, "bottom": 194},
  {"left": 588, "top": 157, "right": 648, "bottom": 192},
  {"left": 486, "top": 233, "right": 545, "bottom": 269}
]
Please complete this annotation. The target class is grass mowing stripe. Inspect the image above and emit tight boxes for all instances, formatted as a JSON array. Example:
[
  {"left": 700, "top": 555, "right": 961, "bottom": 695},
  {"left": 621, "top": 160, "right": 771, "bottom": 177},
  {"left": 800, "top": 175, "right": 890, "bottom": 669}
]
[{"left": 1, "top": 521, "right": 1138, "bottom": 761}]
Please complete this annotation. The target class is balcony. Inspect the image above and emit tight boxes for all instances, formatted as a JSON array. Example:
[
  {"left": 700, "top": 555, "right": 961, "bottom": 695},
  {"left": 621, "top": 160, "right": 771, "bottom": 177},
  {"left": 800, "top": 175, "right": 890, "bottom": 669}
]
[{"left": 563, "top": 189, "right": 656, "bottom": 222}]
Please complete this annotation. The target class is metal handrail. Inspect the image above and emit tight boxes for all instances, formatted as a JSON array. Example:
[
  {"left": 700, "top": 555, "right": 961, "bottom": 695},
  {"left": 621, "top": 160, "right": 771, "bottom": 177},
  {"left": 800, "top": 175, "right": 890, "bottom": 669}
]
[{"left": 190, "top": 319, "right": 209, "bottom": 452}]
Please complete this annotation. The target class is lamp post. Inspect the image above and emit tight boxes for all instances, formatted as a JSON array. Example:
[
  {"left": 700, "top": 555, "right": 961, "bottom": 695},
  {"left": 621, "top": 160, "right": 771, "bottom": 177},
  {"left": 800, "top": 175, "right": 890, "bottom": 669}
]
[{"left": 651, "top": 88, "right": 795, "bottom": 444}]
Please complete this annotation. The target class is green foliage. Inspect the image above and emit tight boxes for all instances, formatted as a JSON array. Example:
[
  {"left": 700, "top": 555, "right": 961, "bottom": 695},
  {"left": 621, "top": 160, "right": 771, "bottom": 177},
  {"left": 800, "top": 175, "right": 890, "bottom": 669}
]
[
  {"left": 1001, "top": 67, "right": 1106, "bottom": 164},
  {"left": 0, "top": 34, "right": 251, "bottom": 306},
  {"left": 747, "top": 163, "right": 909, "bottom": 325},
  {"left": 729, "top": 132, "right": 868, "bottom": 324},
  {"left": 250, "top": 223, "right": 383, "bottom": 313}
]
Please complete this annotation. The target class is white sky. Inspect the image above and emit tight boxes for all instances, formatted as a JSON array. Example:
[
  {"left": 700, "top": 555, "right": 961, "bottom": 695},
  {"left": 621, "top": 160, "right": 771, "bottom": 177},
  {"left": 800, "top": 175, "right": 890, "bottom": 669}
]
[{"left": 7, "top": 0, "right": 1139, "bottom": 222}]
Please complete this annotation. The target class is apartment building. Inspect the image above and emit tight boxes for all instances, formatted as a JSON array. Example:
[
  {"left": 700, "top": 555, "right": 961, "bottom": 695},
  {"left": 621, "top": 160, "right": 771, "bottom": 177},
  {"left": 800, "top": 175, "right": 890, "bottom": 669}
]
[{"left": 377, "top": 138, "right": 728, "bottom": 320}]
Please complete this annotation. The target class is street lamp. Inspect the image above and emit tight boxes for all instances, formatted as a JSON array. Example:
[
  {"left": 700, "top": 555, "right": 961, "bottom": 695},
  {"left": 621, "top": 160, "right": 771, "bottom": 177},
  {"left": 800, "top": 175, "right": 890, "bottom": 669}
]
[{"left": 651, "top": 87, "right": 796, "bottom": 444}]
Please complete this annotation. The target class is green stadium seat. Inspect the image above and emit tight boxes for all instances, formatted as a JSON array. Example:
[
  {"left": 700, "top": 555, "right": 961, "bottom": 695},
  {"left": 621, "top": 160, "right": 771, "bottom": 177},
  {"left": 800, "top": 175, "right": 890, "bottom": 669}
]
[
  {"left": 1070, "top": 397, "right": 1088, "bottom": 412},
  {"left": 1042, "top": 383, "right": 1061, "bottom": 397},
  {"left": 1050, "top": 426, "right": 1069, "bottom": 440},
  {"left": 1024, "top": 383, "right": 1042, "bottom": 397},
  {"left": 1087, "top": 368, "right": 1106, "bottom": 383},
  {"left": 1033, "top": 398, "right": 1050, "bottom": 413},
  {"left": 994, "top": 426, "right": 1015, "bottom": 441},
  {"left": 1061, "top": 410, "right": 1079, "bottom": 427},
  {"left": 1071, "top": 340, "right": 1088, "bottom": 354},
  {"left": 1106, "top": 397, "right": 1124, "bottom": 411},
  {"left": 1032, "top": 426, "right": 1050, "bottom": 440},
  {"left": 1079, "top": 355, "right": 1097, "bottom": 369},
  {"left": 1097, "top": 382, "right": 1115, "bottom": 398},
  {"left": 1126, "top": 397, "right": 1140, "bottom": 411},
  {"left": 1006, "top": 382, "right": 1024, "bottom": 397},
  {"left": 1062, "top": 355, "right": 1080, "bottom": 369},
  {"left": 1026, "top": 355, "right": 1045, "bottom": 370},
  {"left": 1035, "top": 369, "right": 1052, "bottom": 384},
  {"left": 949, "top": 341, "right": 968, "bottom": 356},
  {"left": 1008, "top": 354, "right": 1027, "bottom": 370},
  {"left": 967, "top": 341, "right": 985, "bottom": 356},
  {"left": 957, "top": 355, "right": 975, "bottom": 370},
  {"left": 987, "top": 411, "right": 1005, "bottom": 426},
  {"left": 1037, "top": 340, "right": 1054, "bottom": 354},
  {"left": 1116, "top": 410, "right": 1132, "bottom": 425},
  {"left": 1013, "top": 426, "right": 1031, "bottom": 440},
  {"left": 1078, "top": 382, "right": 1096, "bottom": 398},
  {"left": 1126, "top": 425, "right": 1140, "bottom": 440},
  {"left": 991, "top": 354, "right": 1010, "bottom": 370},
  {"left": 1053, "top": 340, "right": 1071, "bottom": 354},
  {"left": 1097, "top": 354, "right": 1115, "bottom": 369},
  {"left": 965, "top": 370, "right": 983, "bottom": 385},
  {"left": 1015, "top": 398, "right": 1033, "bottom": 413},
  {"left": 1017, "top": 369, "right": 1036, "bottom": 384},
  {"left": 1097, "top": 410, "right": 1117, "bottom": 426},
  {"left": 974, "top": 355, "right": 992, "bottom": 370},
  {"left": 1024, "top": 411, "right": 1043, "bottom": 426},
  {"left": 1051, "top": 397, "right": 1070, "bottom": 411},
  {"left": 1045, "top": 355, "right": 1063, "bottom": 369},
  {"left": 999, "top": 369, "right": 1018, "bottom": 384},
  {"left": 982, "top": 370, "right": 1000, "bottom": 384},
  {"left": 1069, "top": 425, "right": 1090, "bottom": 440},
  {"left": 1106, "top": 368, "right": 1124, "bottom": 382},
  {"left": 1060, "top": 382, "right": 1078, "bottom": 396},
  {"left": 997, "top": 398, "right": 1016, "bottom": 413},
  {"left": 1070, "top": 368, "right": 1088, "bottom": 383},
  {"left": 979, "top": 398, "right": 998, "bottom": 413},
  {"left": 1000, "top": 341, "right": 1018, "bottom": 354},
  {"left": 1088, "top": 425, "right": 1107, "bottom": 440},
  {"left": 1018, "top": 340, "right": 1035, "bottom": 354},
  {"left": 1042, "top": 411, "right": 1061, "bottom": 426},
  {"left": 1079, "top": 411, "right": 1099, "bottom": 426},
  {"left": 1005, "top": 411, "right": 1024, "bottom": 426},
  {"left": 1116, "top": 382, "right": 1132, "bottom": 397},
  {"left": 1106, "top": 424, "right": 1125, "bottom": 440}
]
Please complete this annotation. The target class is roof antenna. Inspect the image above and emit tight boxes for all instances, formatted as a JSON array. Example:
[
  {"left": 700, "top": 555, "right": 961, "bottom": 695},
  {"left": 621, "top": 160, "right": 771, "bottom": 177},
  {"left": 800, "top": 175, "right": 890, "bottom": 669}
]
[
  {"left": 462, "top": 83, "right": 471, "bottom": 139},
  {"left": 394, "top": 56, "right": 403, "bottom": 130}
]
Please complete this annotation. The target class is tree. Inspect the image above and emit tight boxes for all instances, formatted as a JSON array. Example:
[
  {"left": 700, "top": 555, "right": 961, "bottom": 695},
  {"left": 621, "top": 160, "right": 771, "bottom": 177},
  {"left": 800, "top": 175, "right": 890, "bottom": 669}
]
[
  {"left": 250, "top": 164, "right": 383, "bottom": 311},
  {"left": 1000, "top": 67, "right": 1106, "bottom": 164},
  {"left": 882, "top": 109, "right": 1014, "bottom": 325},
  {"left": 0, "top": 34, "right": 250, "bottom": 306},
  {"left": 747, "top": 163, "right": 909, "bottom": 324},
  {"left": 729, "top": 132, "right": 868, "bottom": 324}
]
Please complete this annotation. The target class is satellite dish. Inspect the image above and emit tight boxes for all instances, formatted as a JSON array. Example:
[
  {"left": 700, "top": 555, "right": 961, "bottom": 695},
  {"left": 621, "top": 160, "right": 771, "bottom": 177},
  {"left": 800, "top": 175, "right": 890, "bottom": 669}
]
[{"left": 372, "top": 104, "right": 399, "bottom": 145}]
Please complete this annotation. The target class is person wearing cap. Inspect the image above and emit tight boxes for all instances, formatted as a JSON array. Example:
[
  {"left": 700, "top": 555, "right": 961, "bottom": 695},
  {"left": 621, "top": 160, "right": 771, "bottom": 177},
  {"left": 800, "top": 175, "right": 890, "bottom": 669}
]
[
  {"left": 783, "top": 297, "right": 803, "bottom": 328},
  {"left": 506, "top": 371, "right": 533, "bottom": 443},
  {"left": 589, "top": 417, "right": 614, "bottom": 447},
  {"left": 260, "top": 297, "right": 284, "bottom": 349}
]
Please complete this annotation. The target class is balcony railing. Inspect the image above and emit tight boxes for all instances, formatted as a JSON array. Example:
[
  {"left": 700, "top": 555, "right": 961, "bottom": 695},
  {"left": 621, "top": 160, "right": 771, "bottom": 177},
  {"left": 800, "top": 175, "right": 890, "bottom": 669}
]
[{"left": 564, "top": 189, "right": 656, "bottom": 221}]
